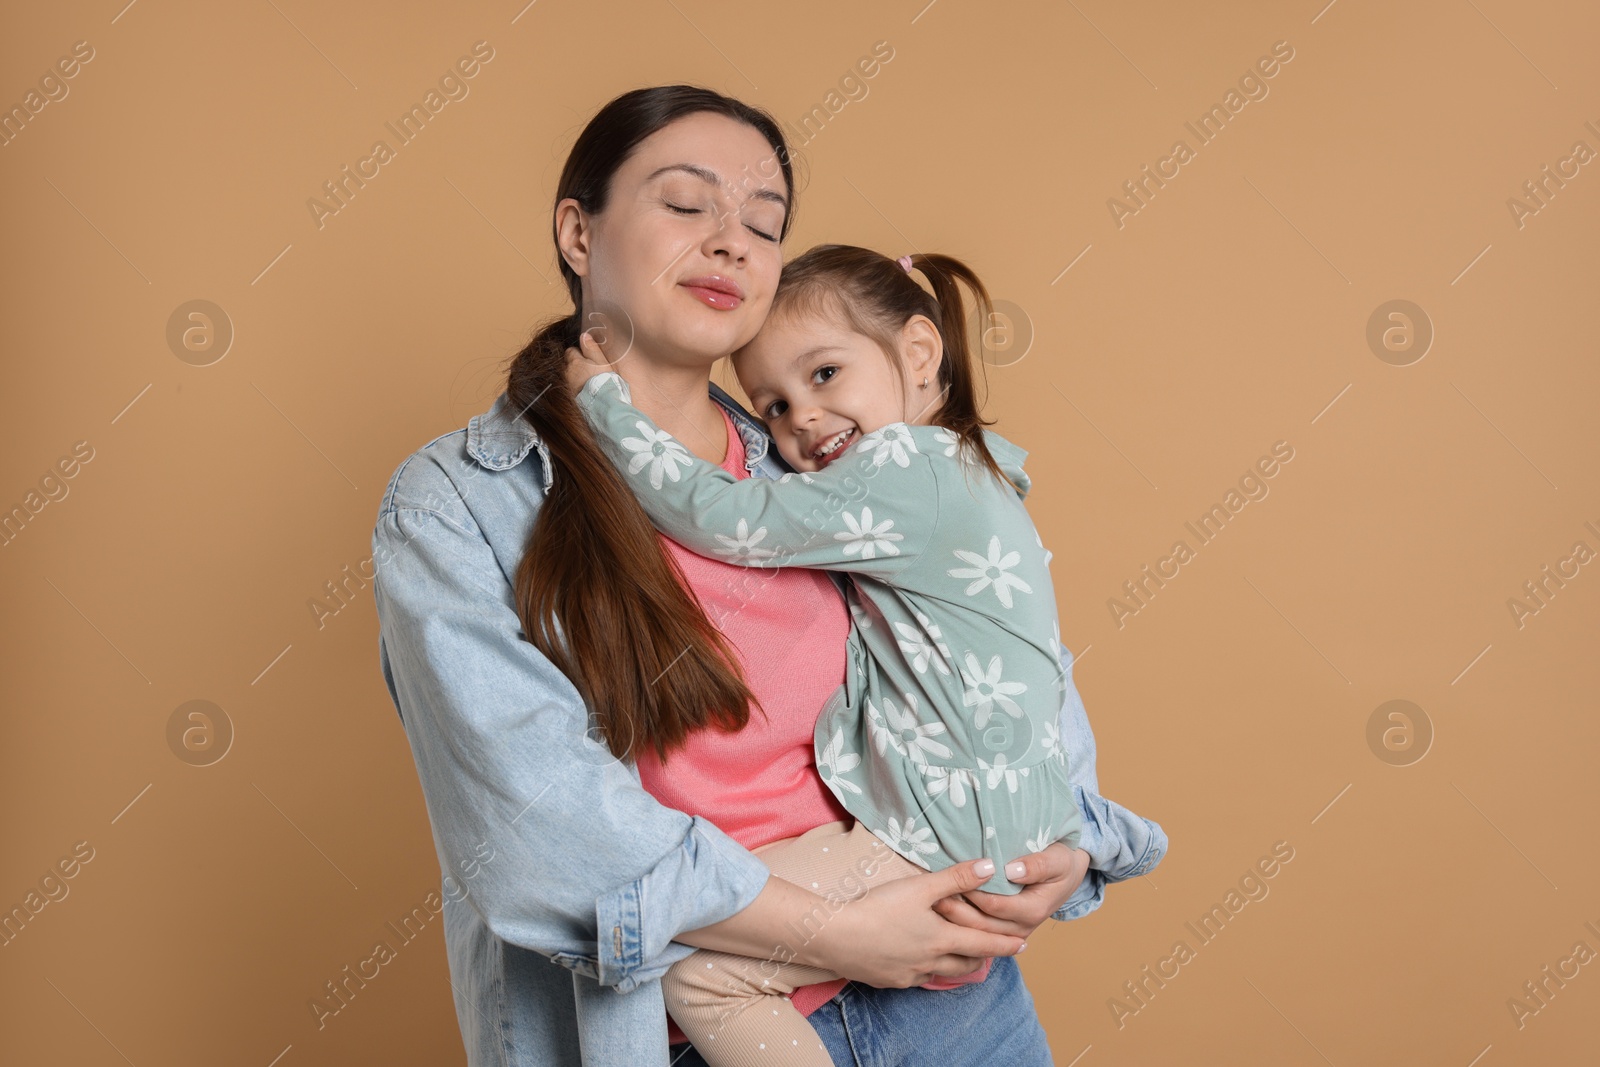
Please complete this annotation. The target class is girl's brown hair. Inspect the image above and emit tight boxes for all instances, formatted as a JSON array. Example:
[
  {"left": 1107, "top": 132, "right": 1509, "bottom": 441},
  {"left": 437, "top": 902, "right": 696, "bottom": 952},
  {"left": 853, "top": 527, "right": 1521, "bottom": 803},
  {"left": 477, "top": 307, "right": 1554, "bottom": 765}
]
[
  {"left": 506, "top": 86, "right": 797, "bottom": 763},
  {"left": 756, "top": 244, "right": 1009, "bottom": 487}
]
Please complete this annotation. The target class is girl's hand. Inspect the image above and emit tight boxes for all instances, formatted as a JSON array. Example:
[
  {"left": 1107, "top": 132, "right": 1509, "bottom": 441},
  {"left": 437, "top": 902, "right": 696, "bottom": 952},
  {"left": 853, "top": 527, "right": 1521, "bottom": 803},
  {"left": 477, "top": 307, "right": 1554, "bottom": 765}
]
[
  {"left": 931, "top": 842, "right": 1090, "bottom": 940},
  {"left": 564, "top": 330, "right": 615, "bottom": 393}
]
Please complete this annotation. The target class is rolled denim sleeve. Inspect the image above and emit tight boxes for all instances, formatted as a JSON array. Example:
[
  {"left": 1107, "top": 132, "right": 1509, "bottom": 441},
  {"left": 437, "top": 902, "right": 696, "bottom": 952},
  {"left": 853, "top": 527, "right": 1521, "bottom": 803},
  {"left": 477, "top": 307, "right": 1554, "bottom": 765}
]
[
  {"left": 372, "top": 463, "right": 772, "bottom": 995},
  {"left": 1050, "top": 643, "right": 1168, "bottom": 922}
]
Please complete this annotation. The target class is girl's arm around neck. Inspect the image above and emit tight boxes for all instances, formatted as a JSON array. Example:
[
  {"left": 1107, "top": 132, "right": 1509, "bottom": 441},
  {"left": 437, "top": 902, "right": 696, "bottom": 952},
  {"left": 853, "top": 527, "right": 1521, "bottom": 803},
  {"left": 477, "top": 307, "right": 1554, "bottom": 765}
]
[{"left": 575, "top": 370, "right": 937, "bottom": 577}]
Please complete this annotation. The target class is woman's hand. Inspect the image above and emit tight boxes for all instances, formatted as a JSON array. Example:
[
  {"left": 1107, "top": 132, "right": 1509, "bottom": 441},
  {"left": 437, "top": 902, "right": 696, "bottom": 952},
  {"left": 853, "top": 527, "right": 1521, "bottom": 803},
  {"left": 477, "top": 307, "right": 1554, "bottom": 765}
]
[
  {"left": 931, "top": 843, "right": 1090, "bottom": 940},
  {"left": 564, "top": 330, "right": 616, "bottom": 393},
  {"left": 754, "top": 858, "right": 1026, "bottom": 989},
  {"left": 814, "top": 858, "right": 1026, "bottom": 987}
]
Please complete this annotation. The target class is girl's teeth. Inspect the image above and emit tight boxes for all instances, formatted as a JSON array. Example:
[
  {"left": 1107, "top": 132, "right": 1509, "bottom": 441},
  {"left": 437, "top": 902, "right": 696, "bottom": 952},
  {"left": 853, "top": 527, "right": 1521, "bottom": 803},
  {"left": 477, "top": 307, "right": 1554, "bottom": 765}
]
[{"left": 817, "top": 429, "right": 852, "bottom": 457}]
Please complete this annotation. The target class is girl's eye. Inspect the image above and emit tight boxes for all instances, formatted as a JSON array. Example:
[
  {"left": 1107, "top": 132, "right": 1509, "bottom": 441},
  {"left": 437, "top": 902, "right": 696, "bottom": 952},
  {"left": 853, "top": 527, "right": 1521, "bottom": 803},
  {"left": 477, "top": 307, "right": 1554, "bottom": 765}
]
[
  {"left": 764, "top": 399, "right": 788, "bottom": 419},
  {"left": 811, "top": 365, "right": 838, "bottom": 386}
]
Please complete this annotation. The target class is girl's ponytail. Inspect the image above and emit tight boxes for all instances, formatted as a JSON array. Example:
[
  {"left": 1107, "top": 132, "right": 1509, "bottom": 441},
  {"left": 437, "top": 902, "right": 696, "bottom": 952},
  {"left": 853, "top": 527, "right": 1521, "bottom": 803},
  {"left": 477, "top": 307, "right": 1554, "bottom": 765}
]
[{"left": 900, "top": 253, "right": 1009, "bottom": 488}]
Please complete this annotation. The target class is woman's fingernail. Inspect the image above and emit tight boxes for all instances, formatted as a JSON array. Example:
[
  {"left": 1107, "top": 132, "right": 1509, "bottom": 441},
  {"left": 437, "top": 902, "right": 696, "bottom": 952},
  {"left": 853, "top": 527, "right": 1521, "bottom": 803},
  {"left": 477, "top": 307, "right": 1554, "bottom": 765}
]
[
  {"left": 1018, "top": 941, "right": 1028, "bottom": 953},
  {"left": 973, "top": 858, "right": 995, "bottom": 877},
  {"left": 1006, "top": 861, "right": 1027, "bottom": 879}
]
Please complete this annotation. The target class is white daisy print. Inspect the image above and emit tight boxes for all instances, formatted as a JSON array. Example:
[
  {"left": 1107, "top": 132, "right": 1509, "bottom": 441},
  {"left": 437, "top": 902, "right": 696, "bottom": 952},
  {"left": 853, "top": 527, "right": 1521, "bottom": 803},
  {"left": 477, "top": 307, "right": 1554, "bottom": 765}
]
[
  {"left": 880, "top": 693, "right": 952, "bottom": 767},
  {"left": 713, "top": 518, "right": 776, "bottom": 562},
  {"left": 1051, "top": 620, "right": 1068, "bottom": 692},
  {"left": 620, "top": 422, "right": 692, "bottom": 490},
  {"left": 865, "top": 697, "right": 895, "bottom": 756},
  {"left": 948, "top": 536, "right": 1033, "bottom": 607},
  {"left": 848, "top": 596, "right": 873, "bottom": 630},
  {"left": 816, "top": 728, "right": 862, "bottom": 796},
  {"left": 893, "top": 615, "right": 952, "bottom": 676},
  {"left": 961, "top": 653, "right": 1028, "bottom": 728},
  {"left": 836, "top": 508, "right": 903, "bottom": 559},
  {"left": 877, "top": 816, "right": 938, "bottom": 868},
  {"left": 921, "top": 765, "right": 975, "bottom": 809},
  {"left": 863, "top": 424, "right": 919, "bottom": 468},
  {"left": 918, "top": 613, "right": 953, "bottom": 669},
  {"left": 1025, "top": 825, "right": 1056, "bottom": 853},
  {"left": 934, "top": 426, "right": 978, "bottom": 466},
  {"left": 1040, "top": 717, "right": 1065, "bottom": 765},
  {"left": 978, "top": 753, "right": 1031, "bottom": 793},
  {"left": 777, "top": 471, "right": 816, "bottom": 484}
]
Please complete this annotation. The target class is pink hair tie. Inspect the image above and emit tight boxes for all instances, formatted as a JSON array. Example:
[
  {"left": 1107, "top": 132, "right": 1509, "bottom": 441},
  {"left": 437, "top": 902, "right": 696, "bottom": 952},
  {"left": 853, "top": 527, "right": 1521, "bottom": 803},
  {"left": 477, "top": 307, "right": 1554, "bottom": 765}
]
[{"left": 896, "top": 255, "right": 914, "bottom": 273}]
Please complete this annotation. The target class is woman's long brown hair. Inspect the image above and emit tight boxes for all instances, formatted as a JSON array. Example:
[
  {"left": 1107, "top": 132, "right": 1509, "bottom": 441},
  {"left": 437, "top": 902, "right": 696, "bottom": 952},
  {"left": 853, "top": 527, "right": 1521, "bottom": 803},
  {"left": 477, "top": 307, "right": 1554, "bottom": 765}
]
[{"left": 508, "top": 87, "right": 797, "bottom": 763}]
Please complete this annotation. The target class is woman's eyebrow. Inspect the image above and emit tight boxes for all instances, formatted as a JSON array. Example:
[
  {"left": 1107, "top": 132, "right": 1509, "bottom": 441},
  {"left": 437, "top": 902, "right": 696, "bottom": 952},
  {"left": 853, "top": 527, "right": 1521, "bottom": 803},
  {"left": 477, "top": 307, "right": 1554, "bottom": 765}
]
[{"left": 645, "top": 162, "right": 788, "bottom": 208}]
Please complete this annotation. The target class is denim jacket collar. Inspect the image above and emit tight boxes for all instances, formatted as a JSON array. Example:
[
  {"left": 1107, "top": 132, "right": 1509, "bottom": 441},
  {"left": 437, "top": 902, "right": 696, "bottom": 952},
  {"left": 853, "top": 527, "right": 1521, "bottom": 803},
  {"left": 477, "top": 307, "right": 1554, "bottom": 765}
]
[
  {"left": 710, "top": 379, "right": 775, "bottom": 469},
  {"left": 465, "top": 393, "right": 549, "bottom": 481},
  {"left": 465, "top": 380, "right": 775, "bottom": 492}
]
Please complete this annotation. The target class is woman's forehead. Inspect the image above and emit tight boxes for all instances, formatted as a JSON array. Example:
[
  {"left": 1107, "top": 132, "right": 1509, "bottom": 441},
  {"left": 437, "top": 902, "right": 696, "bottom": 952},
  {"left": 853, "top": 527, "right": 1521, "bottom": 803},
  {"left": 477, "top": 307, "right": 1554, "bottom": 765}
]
[{"left": 625, "top": 113, "right": 787, "bottom": 201}]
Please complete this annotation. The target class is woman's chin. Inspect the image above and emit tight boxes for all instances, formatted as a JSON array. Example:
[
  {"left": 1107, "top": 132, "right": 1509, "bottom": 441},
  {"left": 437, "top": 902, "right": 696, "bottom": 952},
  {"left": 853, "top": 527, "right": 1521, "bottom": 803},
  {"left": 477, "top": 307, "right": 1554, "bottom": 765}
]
[{"left": 658, "top": 320, "right": 761, "bottom": 366}]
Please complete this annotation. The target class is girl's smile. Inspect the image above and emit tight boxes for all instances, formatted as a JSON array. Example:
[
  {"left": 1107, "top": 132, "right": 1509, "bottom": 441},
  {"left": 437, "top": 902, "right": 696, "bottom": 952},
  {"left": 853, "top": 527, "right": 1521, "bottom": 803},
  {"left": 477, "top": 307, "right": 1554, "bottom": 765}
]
[{"left": 811, "top": 426, "right": 859, "bottom": 467}]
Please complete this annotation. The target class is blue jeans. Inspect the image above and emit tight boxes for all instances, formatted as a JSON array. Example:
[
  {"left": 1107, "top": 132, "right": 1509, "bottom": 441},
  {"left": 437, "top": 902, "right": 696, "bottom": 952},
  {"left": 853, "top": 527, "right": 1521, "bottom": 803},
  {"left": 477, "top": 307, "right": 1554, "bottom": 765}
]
[{"left": 666, "top": 956, "right": 1054, "bottom": 1066}]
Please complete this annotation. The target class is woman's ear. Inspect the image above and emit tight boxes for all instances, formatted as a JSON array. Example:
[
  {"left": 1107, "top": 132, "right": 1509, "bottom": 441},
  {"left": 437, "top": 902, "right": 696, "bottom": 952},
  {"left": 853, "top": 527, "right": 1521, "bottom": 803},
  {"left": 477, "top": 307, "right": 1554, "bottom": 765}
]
[
  {"left": 900, "top": 314, "right": 944, "bottom": 383},
  {"left": 554, "top": 198, "right": 593, "bottom": 277}
]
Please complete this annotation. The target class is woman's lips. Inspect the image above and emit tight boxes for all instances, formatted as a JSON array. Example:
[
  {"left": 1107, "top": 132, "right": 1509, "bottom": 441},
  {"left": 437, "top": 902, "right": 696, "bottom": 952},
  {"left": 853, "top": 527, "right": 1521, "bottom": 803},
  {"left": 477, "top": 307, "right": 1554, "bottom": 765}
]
[{"left": 680, "top": 275, "right": 744, "bottom": 310}]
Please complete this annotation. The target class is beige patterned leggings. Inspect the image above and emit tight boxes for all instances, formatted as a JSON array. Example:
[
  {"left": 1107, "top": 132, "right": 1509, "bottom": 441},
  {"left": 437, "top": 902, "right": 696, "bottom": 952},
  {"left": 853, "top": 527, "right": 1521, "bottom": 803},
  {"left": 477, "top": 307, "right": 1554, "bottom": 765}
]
[{"left": 663, "top": 819, "right": 930, "bottom": 1066}]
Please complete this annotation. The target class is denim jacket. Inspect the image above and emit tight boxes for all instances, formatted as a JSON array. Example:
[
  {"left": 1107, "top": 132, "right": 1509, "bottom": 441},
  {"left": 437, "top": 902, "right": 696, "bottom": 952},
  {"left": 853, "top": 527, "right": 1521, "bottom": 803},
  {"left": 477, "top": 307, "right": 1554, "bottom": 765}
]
[{"left": 371, "top": 384, "right": 1167, "bottom": 1067}]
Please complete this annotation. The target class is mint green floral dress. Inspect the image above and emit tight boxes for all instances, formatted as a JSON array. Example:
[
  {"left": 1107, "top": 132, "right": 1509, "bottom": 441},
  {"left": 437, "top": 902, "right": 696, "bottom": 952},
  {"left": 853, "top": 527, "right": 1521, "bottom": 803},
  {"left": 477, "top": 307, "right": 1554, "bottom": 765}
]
[{"left": 576, "top": 372, "right": 1083, "bottom": 894}]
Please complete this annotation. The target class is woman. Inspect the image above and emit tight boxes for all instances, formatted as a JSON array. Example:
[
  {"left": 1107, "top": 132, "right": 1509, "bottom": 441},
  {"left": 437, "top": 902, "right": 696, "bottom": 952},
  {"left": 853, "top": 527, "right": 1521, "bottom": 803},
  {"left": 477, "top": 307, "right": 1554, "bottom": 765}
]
[{"left": 372, "top": 86, "right": 1165, "bottom": 1067}]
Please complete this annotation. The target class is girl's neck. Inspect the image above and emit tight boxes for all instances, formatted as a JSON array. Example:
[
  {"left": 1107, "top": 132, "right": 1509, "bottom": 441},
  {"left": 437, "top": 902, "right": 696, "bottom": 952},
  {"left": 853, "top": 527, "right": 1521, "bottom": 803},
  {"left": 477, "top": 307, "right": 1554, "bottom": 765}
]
[{"left": 611, "top": 349, "right": 729, "bottom": 465}]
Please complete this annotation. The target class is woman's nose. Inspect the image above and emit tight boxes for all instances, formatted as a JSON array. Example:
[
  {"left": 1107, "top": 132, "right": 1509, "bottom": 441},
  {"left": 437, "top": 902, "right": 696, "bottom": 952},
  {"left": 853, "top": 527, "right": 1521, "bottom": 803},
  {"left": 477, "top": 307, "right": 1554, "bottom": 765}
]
[{"left": 702, "top": 203, "right": 750, "bottom": 261}]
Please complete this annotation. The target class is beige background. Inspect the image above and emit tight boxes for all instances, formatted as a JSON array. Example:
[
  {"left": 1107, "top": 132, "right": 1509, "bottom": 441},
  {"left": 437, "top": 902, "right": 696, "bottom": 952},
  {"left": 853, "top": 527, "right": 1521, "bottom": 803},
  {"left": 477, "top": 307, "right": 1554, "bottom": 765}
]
[{"left": 3, "top": 1, "right": 1597, "bottom": 1064}]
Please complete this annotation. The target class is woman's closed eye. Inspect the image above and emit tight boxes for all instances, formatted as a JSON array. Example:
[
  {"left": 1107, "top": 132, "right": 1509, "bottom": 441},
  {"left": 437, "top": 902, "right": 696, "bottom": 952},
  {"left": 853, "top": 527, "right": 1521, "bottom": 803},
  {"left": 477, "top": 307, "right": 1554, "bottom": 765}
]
[{"left": 663, "top": 200, "right": 779, "bottom": 242}]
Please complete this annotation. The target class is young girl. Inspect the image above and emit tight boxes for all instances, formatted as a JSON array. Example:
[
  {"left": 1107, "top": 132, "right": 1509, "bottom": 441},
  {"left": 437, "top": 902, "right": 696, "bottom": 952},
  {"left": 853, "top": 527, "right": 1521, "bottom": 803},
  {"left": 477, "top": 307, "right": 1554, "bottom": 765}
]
[{"left": 567, "top": 244, "right": 1118, "bottom": 1065}]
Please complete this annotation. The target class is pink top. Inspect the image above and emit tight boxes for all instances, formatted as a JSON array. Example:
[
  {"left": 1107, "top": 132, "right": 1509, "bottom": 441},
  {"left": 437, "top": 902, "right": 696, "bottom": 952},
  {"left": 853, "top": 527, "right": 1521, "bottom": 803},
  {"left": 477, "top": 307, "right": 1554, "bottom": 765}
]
[
  {"left": 636, "top": 405, "right": 854, "bottom": 851},
  {"left": 639, "top": 407, "right": 988, "bottom": 1046}
]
